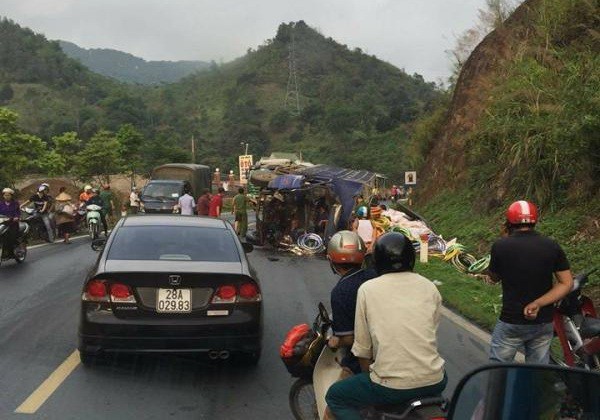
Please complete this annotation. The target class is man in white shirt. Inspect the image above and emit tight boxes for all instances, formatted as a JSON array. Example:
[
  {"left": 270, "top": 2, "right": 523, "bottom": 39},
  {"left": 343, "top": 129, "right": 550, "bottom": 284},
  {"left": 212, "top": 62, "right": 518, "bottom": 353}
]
[
  {"left": 325, "top": 232, "right": 447, "bottom": 419},
  {"left": 129, "top": 187, "right": 140, "bottom": 214},
  {"left": 177, "top": 188, "right": 195, "bottom": 216}
]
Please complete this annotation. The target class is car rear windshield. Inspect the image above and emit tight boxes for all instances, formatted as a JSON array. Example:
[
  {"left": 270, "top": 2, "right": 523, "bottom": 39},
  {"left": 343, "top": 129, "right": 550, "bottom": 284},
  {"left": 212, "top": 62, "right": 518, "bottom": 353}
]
[{"left": 107, "top": 226, "right": 240, "bottom": 262}]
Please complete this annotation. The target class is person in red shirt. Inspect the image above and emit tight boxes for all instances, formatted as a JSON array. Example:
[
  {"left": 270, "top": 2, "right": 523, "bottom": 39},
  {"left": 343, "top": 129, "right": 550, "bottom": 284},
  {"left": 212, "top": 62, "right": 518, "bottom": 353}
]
[
  {"left": 196, "top": 189, "right": 211, "bottom": 216},
  {"left": 208, "top": 187, "right": 225, "bottom": 217}
]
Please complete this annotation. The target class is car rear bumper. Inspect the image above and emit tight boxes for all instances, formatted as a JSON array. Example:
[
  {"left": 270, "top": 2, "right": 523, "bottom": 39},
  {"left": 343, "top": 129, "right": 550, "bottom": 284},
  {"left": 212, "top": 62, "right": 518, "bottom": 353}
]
[{"left": 79, "top": 306, "right": 262, "bottom": 354}]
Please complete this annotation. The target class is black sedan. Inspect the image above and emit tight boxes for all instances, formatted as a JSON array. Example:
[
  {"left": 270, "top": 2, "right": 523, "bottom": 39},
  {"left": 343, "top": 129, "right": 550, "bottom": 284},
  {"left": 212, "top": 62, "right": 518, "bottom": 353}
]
[{"left": 78, "top": 215, "right": 262, "bottom": 366}]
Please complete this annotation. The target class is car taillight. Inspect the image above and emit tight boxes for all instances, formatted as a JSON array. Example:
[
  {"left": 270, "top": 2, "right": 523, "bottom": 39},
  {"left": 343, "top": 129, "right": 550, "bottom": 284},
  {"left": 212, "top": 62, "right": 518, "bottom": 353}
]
[
  {"left": 83, "top": 279, "right": 109, "bottom": 302},
  {"left": 239, "top": 283, "right": 261, "bottom": 302},
  {"left": 110, "top": 283, "right": 136, "bottom": 303},
  {"left": 212, "top": 285, "right": 237, "bottom": 304}
]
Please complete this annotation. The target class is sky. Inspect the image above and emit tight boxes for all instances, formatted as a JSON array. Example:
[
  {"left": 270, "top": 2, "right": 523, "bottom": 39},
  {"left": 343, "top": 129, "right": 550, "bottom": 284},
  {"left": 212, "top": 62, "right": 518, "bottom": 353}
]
[{"left": 1, "top": 0, "right": 490, "bottom": 83}]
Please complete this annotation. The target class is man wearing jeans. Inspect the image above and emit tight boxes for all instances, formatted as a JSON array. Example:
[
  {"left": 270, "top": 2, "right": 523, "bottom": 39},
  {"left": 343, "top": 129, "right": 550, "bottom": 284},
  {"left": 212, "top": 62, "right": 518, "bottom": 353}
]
[{"left": 488, "top": 200, "right": 573, "bottom": 363}]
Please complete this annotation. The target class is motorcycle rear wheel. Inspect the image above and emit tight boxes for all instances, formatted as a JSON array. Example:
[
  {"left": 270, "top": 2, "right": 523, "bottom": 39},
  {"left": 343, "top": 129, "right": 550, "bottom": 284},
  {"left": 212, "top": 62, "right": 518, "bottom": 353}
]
[
  {"left": 289, "top": 378, "right": 318, "bottom": 420},
  {"left": 89, "top": 222, "right": 99, "bottom": 240}
]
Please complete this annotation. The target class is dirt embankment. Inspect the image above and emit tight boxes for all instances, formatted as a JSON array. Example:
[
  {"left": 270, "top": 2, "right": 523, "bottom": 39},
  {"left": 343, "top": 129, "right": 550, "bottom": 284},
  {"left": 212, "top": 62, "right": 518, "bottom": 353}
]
[{"left": 418, "top": 0, "right": 542, "bottom": 202}]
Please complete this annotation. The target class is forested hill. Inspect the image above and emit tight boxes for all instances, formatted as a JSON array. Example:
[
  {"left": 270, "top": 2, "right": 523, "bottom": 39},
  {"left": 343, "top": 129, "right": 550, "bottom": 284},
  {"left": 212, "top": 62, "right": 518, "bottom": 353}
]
[
  {"left": 59, "top": 41, "right": 209, "bottom": 85},
  {"left": 0, "top": 17, "right": 441, "bottom": 181},
  {"left": 150, "top": 21, "right": 442, "bottom": 176}
]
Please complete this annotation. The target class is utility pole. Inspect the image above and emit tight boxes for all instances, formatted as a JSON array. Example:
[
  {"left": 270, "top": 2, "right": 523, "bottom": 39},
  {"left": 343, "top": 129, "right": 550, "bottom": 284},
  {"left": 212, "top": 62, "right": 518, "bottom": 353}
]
[
  {"left": 284, "top": 24, "right": 301, "bottom": 116},
  {"left": 191, "top": 135, "right": 196, "bottom": 163}
]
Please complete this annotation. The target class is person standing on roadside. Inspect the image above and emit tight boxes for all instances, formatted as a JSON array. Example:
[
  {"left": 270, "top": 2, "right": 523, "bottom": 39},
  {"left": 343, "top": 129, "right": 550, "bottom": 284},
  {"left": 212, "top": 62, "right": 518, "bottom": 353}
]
[
  {"left": 208, "top": 187, "right": 225, "bottom": 218},
  {"left": 129, "top": 187, "right": 140, "bottom": 214},
  {"left": 177, "top": 187, "right": 195, "bottom": 216},
  {"left": 232, "top": 187, "right": 249, "bottom": 237},
  {"left": 488, "top": 200, "right": 573, "bottom": 363},
  {"left": 99, "top": 185, "right": 116, "bottom": 224},
  {"left": 54, "top": 188, "right": 76, "bottom": 244},
  {"left": 196, "top": 189, "right": 211, "bottom": 216}
]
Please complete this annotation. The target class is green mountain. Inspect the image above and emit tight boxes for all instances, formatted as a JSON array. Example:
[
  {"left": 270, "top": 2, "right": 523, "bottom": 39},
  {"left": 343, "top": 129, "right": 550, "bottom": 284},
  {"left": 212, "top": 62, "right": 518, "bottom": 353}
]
[
  {"left": 59, "top": 41, "right": 209, "bottom": 85},
  {"left": 0, "top": 17, "right": 441, "bottom": 180},
  {"left": 148, "top": 21, "right": 442, "bottom": 176}
]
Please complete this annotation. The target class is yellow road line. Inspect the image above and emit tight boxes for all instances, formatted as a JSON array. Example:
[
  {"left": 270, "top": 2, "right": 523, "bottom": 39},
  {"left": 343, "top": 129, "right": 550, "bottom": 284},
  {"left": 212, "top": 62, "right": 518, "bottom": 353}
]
[{"left": 15, "top": 350, "right": 80, "bottom": 414}]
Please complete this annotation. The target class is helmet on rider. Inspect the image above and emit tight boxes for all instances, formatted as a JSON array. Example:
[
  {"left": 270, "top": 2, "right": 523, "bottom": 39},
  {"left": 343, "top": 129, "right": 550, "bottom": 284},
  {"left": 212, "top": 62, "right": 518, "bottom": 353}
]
[
  {"left": 356, "top": 206, "right": 368, "bottom": 219},
  {"left": 84, "top": 185, "right": 93, "bottom": 192},
  {"left": 2, "top": 188, "right": 14, "bottom": 196},
  {"left": 506, "top": 200, "right": 538, "bottom": 226},
  {"left": 327, "top": 230, "right": 366, "bottom": 275},
  {"left": 373, "top": 232, "right": 415, "bottom": 276}
]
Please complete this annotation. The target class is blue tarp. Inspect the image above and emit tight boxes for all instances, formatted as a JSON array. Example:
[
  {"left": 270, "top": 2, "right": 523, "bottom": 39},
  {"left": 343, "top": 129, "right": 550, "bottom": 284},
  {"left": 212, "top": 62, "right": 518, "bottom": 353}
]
[{"left": 268, "top": 174, "right": 305, "bottom": 190}]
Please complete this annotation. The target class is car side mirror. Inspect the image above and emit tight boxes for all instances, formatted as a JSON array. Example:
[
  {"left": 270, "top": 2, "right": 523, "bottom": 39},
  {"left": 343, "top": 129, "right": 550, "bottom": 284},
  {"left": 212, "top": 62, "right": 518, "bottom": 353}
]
[
  {"left": 91, "top": 238, "right": 107, "bottom": 252},
  {"left": 242, "top": 242, "right": 254, "bottom": 253},
  {"left": 447, "top": 363, "right": 600, "bottom": 419}
]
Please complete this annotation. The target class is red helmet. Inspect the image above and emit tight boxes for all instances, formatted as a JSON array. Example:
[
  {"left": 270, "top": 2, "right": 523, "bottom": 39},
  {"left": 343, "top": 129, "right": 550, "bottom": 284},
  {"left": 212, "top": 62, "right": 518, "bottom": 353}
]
[
  {"left": 506, "top": 200, "right": 538, "bottom": 225},
  {"left": 327, "top": 230, "right": 366, "bottom": 265}
]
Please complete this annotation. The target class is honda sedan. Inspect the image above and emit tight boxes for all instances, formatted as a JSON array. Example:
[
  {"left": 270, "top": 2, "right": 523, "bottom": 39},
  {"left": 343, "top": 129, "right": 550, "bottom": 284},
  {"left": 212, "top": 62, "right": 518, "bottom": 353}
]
[{"left": 78, "top": 215, "right": 262, "bottom": 366}]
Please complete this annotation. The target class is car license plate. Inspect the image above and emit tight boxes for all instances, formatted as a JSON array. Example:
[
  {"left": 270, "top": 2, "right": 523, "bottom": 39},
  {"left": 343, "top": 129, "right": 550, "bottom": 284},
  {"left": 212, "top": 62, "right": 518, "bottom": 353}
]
[{"left": 156, "top": 288, "right": 192, "bottom": 313}]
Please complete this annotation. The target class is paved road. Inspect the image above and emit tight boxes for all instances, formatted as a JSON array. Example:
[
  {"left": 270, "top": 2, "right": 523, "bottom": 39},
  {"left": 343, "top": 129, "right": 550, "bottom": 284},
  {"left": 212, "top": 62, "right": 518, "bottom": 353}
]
[{"left": 0, "top": 232, "right": 490, "bottom": 419}]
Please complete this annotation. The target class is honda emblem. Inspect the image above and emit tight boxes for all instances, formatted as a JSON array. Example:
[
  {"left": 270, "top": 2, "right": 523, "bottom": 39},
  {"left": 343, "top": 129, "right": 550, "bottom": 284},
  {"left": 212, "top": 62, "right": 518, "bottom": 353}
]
[{"left": 168, "top": 275, "right": 182, "bottom": 286}]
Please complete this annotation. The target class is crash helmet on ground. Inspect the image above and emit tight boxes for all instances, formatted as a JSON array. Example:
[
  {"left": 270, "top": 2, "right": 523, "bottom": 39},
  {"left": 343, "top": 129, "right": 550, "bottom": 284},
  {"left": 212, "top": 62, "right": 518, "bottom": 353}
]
[
  {"left": 327, "top": 230, "right": 366, "bottom": 265},
  {"left": 2, "top": 188, "right": 15, "bottom": 195},
  {"left": 506, "top": 200, "right": 538, "bottom": 225},
  {"left": 356, "top": 206, "right": 368, "bottom": 218},
  {"left": 373, "top": 232, "right": 415, "bottom": 275}
]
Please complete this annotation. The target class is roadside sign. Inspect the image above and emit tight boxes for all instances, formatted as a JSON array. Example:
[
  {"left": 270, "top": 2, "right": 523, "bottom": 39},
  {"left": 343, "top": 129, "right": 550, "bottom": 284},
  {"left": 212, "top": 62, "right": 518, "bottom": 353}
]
[
  {"left": 405, "top": 171, "right": 417, "bottom": 185},
  {"left": 239, "top": 155, "right": 253, "bottom": 184}
]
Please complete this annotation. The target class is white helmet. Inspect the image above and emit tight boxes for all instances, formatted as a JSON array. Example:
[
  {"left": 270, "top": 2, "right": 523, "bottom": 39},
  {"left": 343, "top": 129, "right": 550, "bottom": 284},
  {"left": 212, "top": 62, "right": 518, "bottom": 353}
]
[
  {"left": 2, "top": 188, "right": 15, "bottom": 195},
  {"left": 84, "top": 185, "right": 92, "bottom": 191}
]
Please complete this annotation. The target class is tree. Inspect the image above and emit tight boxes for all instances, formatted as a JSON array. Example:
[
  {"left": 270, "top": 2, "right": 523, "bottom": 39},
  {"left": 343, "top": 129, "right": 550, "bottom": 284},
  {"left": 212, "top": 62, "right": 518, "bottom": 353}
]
[
  {"left": 74, "top": 130, "right": 123, "bottom": 184},
  {"left": 0, "top": 108, "right": 47, "bottom": 186}
]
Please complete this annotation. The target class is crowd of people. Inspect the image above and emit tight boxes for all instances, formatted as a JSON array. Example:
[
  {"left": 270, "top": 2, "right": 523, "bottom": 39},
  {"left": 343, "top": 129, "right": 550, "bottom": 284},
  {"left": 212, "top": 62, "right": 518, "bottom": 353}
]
[{"left": 174, "top": 186, "right": 254, "bottom": 238}]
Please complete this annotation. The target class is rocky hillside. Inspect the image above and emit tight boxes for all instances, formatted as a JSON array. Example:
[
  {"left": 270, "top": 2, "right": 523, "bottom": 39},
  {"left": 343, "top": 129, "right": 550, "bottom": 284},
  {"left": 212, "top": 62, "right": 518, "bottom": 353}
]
[{"left": 419, "top": 0, "right": 599, "bottom": 208}]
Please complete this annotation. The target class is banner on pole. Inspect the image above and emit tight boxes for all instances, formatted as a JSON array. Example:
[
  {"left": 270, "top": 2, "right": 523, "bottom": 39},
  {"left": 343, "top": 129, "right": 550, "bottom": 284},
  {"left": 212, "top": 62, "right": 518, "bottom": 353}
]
[{"left": 239, "top": 155, "right": 254, "bottom": 183}]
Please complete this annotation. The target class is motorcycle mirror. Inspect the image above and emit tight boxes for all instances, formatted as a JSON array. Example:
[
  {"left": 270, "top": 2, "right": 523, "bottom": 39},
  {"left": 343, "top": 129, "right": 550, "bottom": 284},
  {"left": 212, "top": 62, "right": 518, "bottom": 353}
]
[
  {"left": 91, "top": 238, "right": 107, "bottom": 252},
  {"left": 318, "top": 302, "right": 330, "bottom": 323},
  {"left": 447, "top": 363, "right": 600, "bottom": 419}
]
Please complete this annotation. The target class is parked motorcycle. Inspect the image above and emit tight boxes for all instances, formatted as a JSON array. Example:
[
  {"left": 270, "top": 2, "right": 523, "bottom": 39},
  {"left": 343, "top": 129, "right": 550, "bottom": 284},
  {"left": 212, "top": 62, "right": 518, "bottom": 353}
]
[
  {"left": 0, "top": 215, "right": 28, "bottom": 266},
  {"left": 550, "top": 268, "right": 600, "bottom": 370},
  {"left": 22, "top": 207, "right": 53, "bottom": 242},
  {"left": 282, "top": 303, "right": 446, "bottom": 419},
  {"left": 85, "top": 204, "right": 102, "bottom": 239}
]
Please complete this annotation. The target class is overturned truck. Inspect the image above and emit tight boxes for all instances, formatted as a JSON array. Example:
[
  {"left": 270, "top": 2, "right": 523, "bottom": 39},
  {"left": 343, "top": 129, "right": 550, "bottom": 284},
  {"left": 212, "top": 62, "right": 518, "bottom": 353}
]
[{"left": 247, "top": 165, "right": 387, "bottom": 250}]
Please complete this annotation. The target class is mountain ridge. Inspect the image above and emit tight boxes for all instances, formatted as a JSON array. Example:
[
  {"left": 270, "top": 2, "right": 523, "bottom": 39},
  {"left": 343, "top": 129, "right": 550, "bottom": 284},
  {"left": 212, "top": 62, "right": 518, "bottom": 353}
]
[{"left": 58, "top": 40, "right": 210, "bottom": 84}]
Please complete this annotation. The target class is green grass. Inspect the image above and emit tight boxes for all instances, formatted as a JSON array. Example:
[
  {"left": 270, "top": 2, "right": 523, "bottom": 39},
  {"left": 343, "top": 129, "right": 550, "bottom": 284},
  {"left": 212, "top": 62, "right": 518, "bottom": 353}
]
[{"left": 415, "top": 259, "right": 501, "bottom": 331}]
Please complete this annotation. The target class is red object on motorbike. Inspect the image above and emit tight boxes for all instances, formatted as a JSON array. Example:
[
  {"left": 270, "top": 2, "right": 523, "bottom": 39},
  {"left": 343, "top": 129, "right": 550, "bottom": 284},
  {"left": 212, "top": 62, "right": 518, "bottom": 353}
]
[{"left": 280, "top": 323, "right": 310, "bottom": 358}]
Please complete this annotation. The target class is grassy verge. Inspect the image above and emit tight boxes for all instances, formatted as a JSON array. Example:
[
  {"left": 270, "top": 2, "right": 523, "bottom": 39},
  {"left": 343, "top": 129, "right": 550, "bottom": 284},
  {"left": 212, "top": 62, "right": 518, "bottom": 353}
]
[
  {"left": 408, "top": 190, "right": 600, "bottom": 331},
  {"left": 414, "top": 259, "right": 500, "bottom": 331}
]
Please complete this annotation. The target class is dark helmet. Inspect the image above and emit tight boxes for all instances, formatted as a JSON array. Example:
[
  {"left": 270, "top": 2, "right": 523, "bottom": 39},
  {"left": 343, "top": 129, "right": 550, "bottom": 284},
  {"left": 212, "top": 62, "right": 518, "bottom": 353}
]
[{"left": 373, "top": 232, "right": 415, "bottom": 275}]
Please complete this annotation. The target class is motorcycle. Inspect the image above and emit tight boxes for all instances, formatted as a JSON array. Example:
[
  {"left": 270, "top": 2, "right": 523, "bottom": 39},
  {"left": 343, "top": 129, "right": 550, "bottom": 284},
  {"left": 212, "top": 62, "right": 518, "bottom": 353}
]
[
  {"left": 283, "top": 303, "right": 447, "bottom": 419},
  {"left": 85, "top": 204, "right": 102, "bottom": 239},
  {"left": 550, "top": 268, "right": 600, "bottom": 370},
  {"left": 22, "top": 207, "right": 54, "bottom": 242},
  {"left": 0, "top": 215, "right": 28, "bottom": 266}
]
